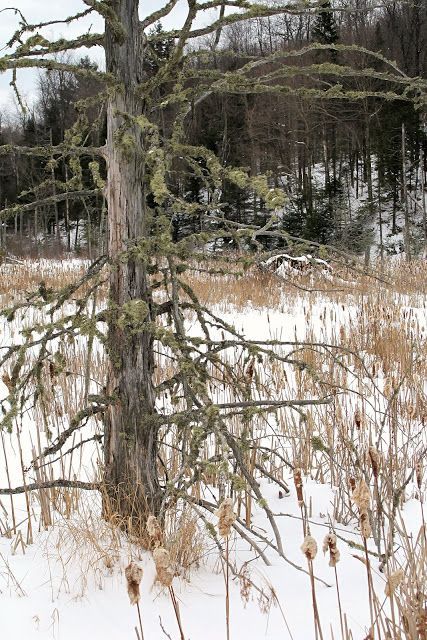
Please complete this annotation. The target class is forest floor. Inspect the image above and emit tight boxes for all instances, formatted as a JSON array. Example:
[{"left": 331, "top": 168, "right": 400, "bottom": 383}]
[{"left": 0, "top": 256, "right": 426, "bottom": 640}]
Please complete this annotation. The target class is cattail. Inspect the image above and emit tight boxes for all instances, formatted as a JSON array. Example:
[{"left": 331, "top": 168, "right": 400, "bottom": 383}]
[
  {"left": 407, "top": 404, "right": 416, "bottom": 419},
  {"left": 293, "top": 468, "right": 304, "bottom": 506},
  {"left": 384, "top": 569, "right": 404, "bottom": 597},
  {"left": 368, "top": 446, "right": 380, "bottom": 479},
  {"left": 2, "top": 373, "right": 12, "bottom": 391},
  {"left": 301, "top": 535, "right": 318, "bottom": 560},
  {"left": 125, "top": 561, "right": 143, "bottom": 605},
  {"left": 354, "top": 407, "right": 362, "bottom": 429},
  {"left": 352, "top": 479, "right": 372, "bottom": 538},
  {"left": 416, "top": 610, "right": 427, "bottom": 640},
  {"left": 352, "top": 479, "right": 371, "bottom": 511},
  {"left": 359, "top": 511, "right": 372, "bottom": 538},
  {"left": 384, "top": 378, "right": 393, "bottom": 399},
  {"left": 153, "top": 547, "right": 174, "bottom": 587},
  {"left": 244, "top": 358, "right": 255, "bottom": 384},
  {"left": 215, "top": 498, "right": 236, "bottom": 537},
  {"left": 322, "top": 533, "right": 340, "bottom": 567},
  {"left": 146, "top": 515, "right": 163, "bottom": 548},
  {"left": 349, "top": 477, "right": 356, "bottom": 492},
  {"left": 415, "top": 459, "right": 423, "bottom": 490}
]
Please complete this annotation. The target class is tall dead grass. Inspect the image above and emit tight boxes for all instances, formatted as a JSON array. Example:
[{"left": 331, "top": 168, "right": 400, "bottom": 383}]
[{"left": 0, "top": 256, "right": 426, "bottom": 639}]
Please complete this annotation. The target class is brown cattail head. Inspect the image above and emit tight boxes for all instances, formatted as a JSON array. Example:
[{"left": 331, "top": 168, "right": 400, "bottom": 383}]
[
  {"left": 301, "top": 535, "right": 318, "bottom": 560},
  {"left": 146, "top": 515, "right": 163, "bottom": 548},
  {"left": 244, "top": 358, "right": 255, "bottom": 384},
  {"left": 153, "top": 547, "right": 174, "bottom": 587},
  {"left": 352, "top": 479, "right": 371, "bottom": 511},
  {"left": 125, "top": 561, "right": 143, "bottom": 605},
  {"left": 415, "top": 610, "right": 427, "bottom": 639},
  {"left": 352, "top": 479, "right": 371, "bottom": 538},
  {"left": 215, "top": 498, "right": 236, "bottom": 537},
  {"left": 293, "top": 468, "right": 304, "bottom": 507},
  {"left": 415, "top": 459, "right": 423, "bottom": 491},
  {"left": 384, "top": 569, "right": 404, "bottom": 597},
  {"left": 354, "top": 408, "right": 362, "bottom": 429},
  {"left": 368, "top": 447, "right": 380, "bottom": 479},
  {"left": 322, "top": 533, "right": 340, "bottom": 567},
  {"left": 359, "top": 510, "right": 372, "bottom": 539},
  {"left": 349, "top": 477, "right": 356, "bottom": 492}
]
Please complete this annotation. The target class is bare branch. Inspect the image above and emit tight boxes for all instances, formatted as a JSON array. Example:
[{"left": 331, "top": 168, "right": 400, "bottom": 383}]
[{"left": 0, "top": 479, "right": 100, "bottom": 495}]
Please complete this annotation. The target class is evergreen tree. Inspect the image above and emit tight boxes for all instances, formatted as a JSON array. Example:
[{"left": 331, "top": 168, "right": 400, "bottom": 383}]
[{"left": 312, "top": 1, "right": 339, "bottom": 60}]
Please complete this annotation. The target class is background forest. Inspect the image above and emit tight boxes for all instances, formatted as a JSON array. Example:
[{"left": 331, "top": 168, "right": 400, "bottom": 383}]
[{"left": 0, "top": 0, "right": 426, "bottom": 261}]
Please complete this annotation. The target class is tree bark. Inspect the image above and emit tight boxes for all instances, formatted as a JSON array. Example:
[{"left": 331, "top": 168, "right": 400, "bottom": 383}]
[{"left": 103, "top": 0, "right": 162, "bottom": 527}]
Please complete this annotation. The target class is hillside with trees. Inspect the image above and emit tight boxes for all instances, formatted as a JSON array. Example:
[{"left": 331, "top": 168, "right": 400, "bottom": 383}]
[{"left": 0, "top": 0, "right": 426, "bottom": 261}]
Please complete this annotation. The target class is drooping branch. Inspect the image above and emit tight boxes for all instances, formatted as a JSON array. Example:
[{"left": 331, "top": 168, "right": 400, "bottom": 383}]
[
  {"left": 0, "top": 189, "right": 101, "bottom": 222},
  {"left": 4, "top": 6, "right": 95, "bottom": 49},
  {"left": 0, "top": 479, "right": 100, "bottom": 495},
  {"left": 0, "top": 143, "right": 106, "bottom": 159},
  {"left": 155, "top": 2, "right": 388, "bottom": 41},
  {"left": 31, "top": 396, "right": 115, "bottom": 466}
]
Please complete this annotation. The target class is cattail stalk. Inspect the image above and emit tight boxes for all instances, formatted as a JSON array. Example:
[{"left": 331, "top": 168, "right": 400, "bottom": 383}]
[
  {"left": 125, "top": 562, "right": 144, "bottom": 640},
  {"left": 323, "top": 534, "right": 343, "bottom": 640},
  {"left": 226, "top": 534, "right": 230, "bottom": 640},
  {"left": 216, "top": 498, "right": 236, "bottom": 640},
  {"left": 149, "top": 519, "right": 186, "bottom": 640},
  {"left": 294, "top": 468, "right": 307, "bottom": 535},
  {"left": 153, "top": 546, "right": 185, "bottom": 640},
  {"left": 352, "top": 479, "right": 376, "bottom": 639},
  {"left": 301, "top": 535, "right": 323, "bottom": 640}
]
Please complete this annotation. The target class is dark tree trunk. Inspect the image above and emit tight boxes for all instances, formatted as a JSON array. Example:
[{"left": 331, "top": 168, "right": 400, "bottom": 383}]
[{"left": 103, "top": 0, "right": 162, "bottom": 527}]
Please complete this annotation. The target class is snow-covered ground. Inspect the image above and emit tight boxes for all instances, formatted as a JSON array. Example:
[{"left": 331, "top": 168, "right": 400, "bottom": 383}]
[{"left": 0, "top": 258, "right": 425, "bottom": 639}]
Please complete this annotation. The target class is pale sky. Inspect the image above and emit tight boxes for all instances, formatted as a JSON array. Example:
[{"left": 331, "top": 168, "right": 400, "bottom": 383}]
[{"left": 0, "top": 0, "right": 218, "bottom": 114}]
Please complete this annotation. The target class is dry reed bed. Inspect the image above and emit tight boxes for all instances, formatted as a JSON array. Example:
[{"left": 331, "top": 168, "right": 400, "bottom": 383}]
[{"left": 0, "top": 256, "right": 426, "bottom": 639}]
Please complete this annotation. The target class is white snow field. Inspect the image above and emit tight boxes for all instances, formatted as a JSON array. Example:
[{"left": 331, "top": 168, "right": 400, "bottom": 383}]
[{"left": 0, "top": 258, "right": 425, "bottom": 640}]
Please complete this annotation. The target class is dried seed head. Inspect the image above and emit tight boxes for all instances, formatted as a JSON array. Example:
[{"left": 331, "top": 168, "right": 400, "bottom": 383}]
[
  {"left": 153, "top": 547, "right": 171, "bottom": 569},
  {"left": 354, "top": 408, "right": 362, "bottom": 429},
  {"left": 293, "top": 468, "right": 304, "bottom": 506},
  {"left": 368, "top": 447, "right": 380, "bottom": 479},
  {"left": 125, "top": 561, "right": 143, "bottom": 605},
  {"left": 153, "top": 547, "right": 174, "bottom": 587},
  {"left": 384, "top": 378, "right": 393, "bottom": 399},
  {"left": 146, "top": 515, "right": 163, "bottom": 548},
  {"left": 215, "top": 498, "right": 236, "bottom": 537},
  {"left": 360, "top": 510, "right": 372, "bottom": 539},
  {"left": 407, "top": 404, "right": 416, "bottom": 419},
  {"left": 349, "top": 477, "right": 356, "bottom": 492},
  {"left": 157, "top": 566, "right": 174, "bottom": 587},
  {"left": 244, "top": 358, "right": 255, "bottom": 384},
  {"left": 384, "top": 569, "right": 404, "bottom": 597},
  {"left": 301, "top": 535, "right": 318, "bottom": 560},
  {"left": 415, "top": 460, "right": 423, "bottom": 491},
  {"left": 322, "top": 533, "right": 340, "bottom": 567},
  {"left": 415, "top": 610, "right": 427, "bottom": 639},
  {"left": 352, "top": 479, "right": 371, "bottom": 511}
]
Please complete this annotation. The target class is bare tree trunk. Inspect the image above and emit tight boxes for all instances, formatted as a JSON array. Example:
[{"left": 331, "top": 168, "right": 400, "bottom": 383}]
[
  {"left": 402, "top": 123, "right": 411, "bottom": 261},
  {"left": 103, "top": 0, "right": 162, "bottom": 526},
  {"left": 378, "top": 166, "right": 384, "bottom": 270},
  {"left": 64, "top": 164, "right": 71, "bottom": 252},
  {"left": 421, "top": 147, "right": 426, "bottom": 257},
  {"left": 50, "top": 129, "right": 61, "bottom": 246}
]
